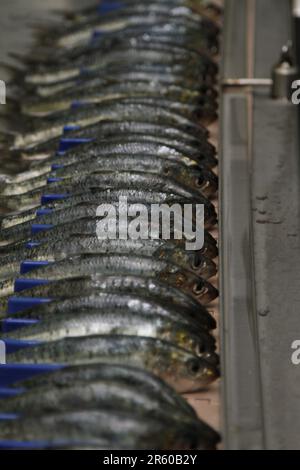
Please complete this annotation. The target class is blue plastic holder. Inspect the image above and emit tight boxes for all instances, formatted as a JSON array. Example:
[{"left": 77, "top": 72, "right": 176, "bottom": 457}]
[
  {"left": 51, "top": 163, "right": 64, "bottom": 171},
  {"left": 0, "top": 364, "right": 64, "bottom": 387},
  {"left": 98, "top": 1, "right": 123, "bottom": 13},
  {"left": 25, "top": 242, "right": 41, "bottom": 249},
  {"left": 14, "top": 279, "right": 50, "bottom": 293},
  {"left": 31, "top": 224, "right": 53, "bottom": 235},
  {"left": 0, "top": 387, "right": 24, "bottom": 399},
  {"left": 2, "top": 319, "right": 39, "bottom": 334},
  {"left": 0, "top": 441, "right": 49, "bottom": 449},
  {"left": 58, "top": 137, "right": 93, "bottom": 153},
  {"left": 36, "top": 208, "right": 53, "bottom": 217},
  {"left": 0, "top": 439, "right": 76, "bottom": 450},
  {"left": 2, "top": 339, "right": 41, "bottom": 355},
  {"left": 7, "top": 297, "right": 51, "bottom": 314},
  {"left": 56, "top": 150, "right": 66, "bottom": 156},
  {"left": 41, "top": 194, "right": 69, "bottom": 205},
  {"left": 63, "top": 125, "right": 81, "bottom": 133},
  {"left": 0, "top": 413, "right": 19, "bottom": 420},
  {"left": 90, "top": 30, "right": 105, "bottom": 43},
  {"left": 47, "top": 177, "right": 63, "bottom": 184},
  {"left": 71, "top": 100, "right": 86, "bottom": 109},
  {"left": 20, "top": 261, "right": 51, "bottom": 275}
]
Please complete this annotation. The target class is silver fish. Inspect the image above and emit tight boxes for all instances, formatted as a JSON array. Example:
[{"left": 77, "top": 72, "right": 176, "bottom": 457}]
[
  {"left": 3, "top": 309, "right": 217, "bottom": 361},
  {"left": 6, "top": 334, "right": 219, "bottom": 393}
]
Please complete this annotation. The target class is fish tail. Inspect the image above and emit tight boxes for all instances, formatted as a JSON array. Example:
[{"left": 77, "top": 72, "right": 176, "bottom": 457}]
[
  {"left": 0, "top": 61, "right": 25, "bottom": 77},
  {"left": 0, "top": 131, "right": 15, "bottom": 148},
  {"left": 0, "top": 100, "right": 20, "bottom": 117},
  {"left": 7, "top": 52, "right": 30, "bottom": 67}
]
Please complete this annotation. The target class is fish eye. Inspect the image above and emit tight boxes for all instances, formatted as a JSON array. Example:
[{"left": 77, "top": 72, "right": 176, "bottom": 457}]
[
  {"left": 187, "top": 359, "right": 201, "bottom": 375},
  {"left": 197, "top": 343, "right": 207, "bottom": 355},
  {"left": 192, "top": 283, "right": 208, "bottom": 296},
  {"left": 196, "top": 175, "right": 205, "bottom": 187},
  {"left": 163, "top": 167, "right": 170, "bottom": 176},
  {"left": 192, "top": 254, "right": 202, "bottom": 269}
]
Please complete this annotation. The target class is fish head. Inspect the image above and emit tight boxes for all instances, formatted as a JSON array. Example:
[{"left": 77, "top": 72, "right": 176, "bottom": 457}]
[
  {"left": 162, "top": 348, "right": 219, "bottom": 393},
  {"left": 188, "top": 252, "right": 217, "bottom": 279},
  {"left": 174, "top": 327, "right": 218, "bottom": 364},
  {"left": 191, "top": 279, "right": 218, "bottom": 304}
]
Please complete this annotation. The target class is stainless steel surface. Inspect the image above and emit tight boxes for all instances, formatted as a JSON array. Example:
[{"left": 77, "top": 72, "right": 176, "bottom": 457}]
[
  {"left": 221, "top": 0, "right": 300, "bottom": 450},
  {"left": 220, "top": 92, "right": 264, "bottom": 450}
]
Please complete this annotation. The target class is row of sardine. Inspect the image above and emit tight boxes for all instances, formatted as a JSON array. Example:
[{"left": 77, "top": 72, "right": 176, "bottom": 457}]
[{"left": 0, "top": 0, "right": 221, "bottom": 450}]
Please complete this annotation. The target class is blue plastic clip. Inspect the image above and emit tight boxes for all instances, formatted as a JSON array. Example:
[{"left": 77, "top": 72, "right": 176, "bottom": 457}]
[
  {"left": 31, "top": 224, "right": 53, "bottom": 235},
  {"left": 98, "top": 2, "right": 123, "bottom": 13},
  {"left": 0, "top": 364, "right": 64, "bottom": 387},
  {"left": 2, "top": 339, "right": 41, "bottom": 355},
  {"left": 25, "top": 242, "right": 41, "bottom": 249},
  {"left": 0, "top": 440, "right": 56, "bottom": 450},
  {"left": 2, "top": 319, "right": 39, "bottom": 333},
  {"left": 20, "top": 261, "right": 51, "bottom": 275},
  {"left": 36, "top": 208, "right": 53, "bottom": 217},
  {"left": 8, "top": 297, "right": 51, "bottom": 314},
  {"left": 90, "top": 30, "right": 104, "bottom": 43},
  {"left": 14, "top": 279, "right": 50, "bottom": 293},
  {"left": 51, "top": 164, "right": 64, "bottom": 171},
  {"left": 41, "top": 194, "right": 69, "bottom": 205},
  {"left": 0, "top": 387, "right": 24, "bottom": 399},
  {"left": 58, "top": 137, "right": 93, "bottom": 153},
  {"left": 63, "top": 125, "right": 81, "bottom": 133},
  {"left": 71, "top": 100, "right": 85, "bottom": 109},
  {"left": 47, "top": 177, "right": 63, "bottom": 184},
  {"left": 0, "top": 413, "right": 19, "bottom": 420}
]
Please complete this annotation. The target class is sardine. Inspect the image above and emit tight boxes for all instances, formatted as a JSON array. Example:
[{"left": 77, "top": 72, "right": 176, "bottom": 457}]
[
  {"left": 37, "top": 10, "right": 219, "bottom": 51},
  {"left": 0, "top": 254, "right": 218, "bottom": 305},
  {"left": 22, "top": 25, "right": 218, "bottom": 68},
  {"left": 6, "top": 334, "right": 219, "bottom": 393},
  {"left": 1, "top": 154, "right": 217, "bottom": 199},
  {"left": 14, "top": 363, "right": 194, "bottom": 416},
  {"left": 0, "top": 170, "right": 218, "bottom": 216},
  {"left": 3, "top": 309, "right": 217, "bottom": 361},
  {"left": 0, "top": 237, "right": 217, "bottom": 280},
  {"left": 19, "top": 84, "right": 216, "bottom": 119},
  {"left": 8, "top": 289, "right": 216, "bottom": 330},
  {"left": 32, "top": 64, "right": 216, "bottom": 98},
  {"left": 0, "top": 375, "right": 196, "bottom": 421},
  {"left": 0, "top": 408, "right": 219, "bottom": 450},
  {"left": 0, "top": 274, "right": 208, "bottom": 316},
  {"left": 9, "top": 101, "right": 210, "bottom": 150}
]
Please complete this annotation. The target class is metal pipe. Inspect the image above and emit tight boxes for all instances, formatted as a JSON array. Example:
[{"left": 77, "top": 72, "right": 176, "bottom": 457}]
[
  {"left": 293, "top": 0, "right": 300, "bottom": 67},
  {"left": 292, "top": 0, "right": 300, "bottom": 17},
  {"left": 222, "top": 78, "right": 272, "bottom": 87}
]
